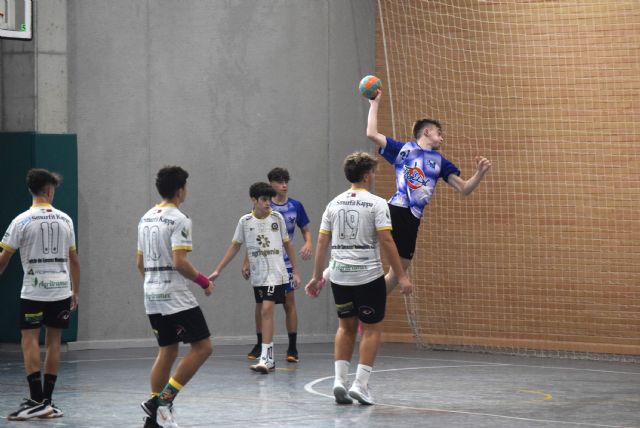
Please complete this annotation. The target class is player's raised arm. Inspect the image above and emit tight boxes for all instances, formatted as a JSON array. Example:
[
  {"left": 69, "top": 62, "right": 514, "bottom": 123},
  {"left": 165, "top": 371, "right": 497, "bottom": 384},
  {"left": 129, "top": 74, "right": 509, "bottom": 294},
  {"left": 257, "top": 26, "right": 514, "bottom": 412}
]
[
  {"left": 366, "top": 92, "right": 387, "bottom": 149},
  {"left": 447, "top": 156, "right": 492, "bottom": 196}
]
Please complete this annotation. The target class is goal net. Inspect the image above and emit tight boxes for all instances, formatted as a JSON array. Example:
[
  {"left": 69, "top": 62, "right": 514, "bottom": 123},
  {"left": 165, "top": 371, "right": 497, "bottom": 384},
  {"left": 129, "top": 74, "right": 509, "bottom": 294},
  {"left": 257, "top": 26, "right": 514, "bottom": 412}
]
[{"left": 376, "top": 0, "right": 640, "bottom": 358}]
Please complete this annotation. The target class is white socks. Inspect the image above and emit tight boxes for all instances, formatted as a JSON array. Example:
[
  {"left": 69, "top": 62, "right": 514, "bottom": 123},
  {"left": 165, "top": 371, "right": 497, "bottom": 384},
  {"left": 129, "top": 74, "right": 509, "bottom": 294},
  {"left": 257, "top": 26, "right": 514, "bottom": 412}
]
[
  {"left": 334, "top": 360, "right": 350, "bottom": 385},
  {"left": 355, "top": 364, "right": 372, "bottom": 387},
  {"left": 261, "top": 343, "right": 274, "bottom": 362}
]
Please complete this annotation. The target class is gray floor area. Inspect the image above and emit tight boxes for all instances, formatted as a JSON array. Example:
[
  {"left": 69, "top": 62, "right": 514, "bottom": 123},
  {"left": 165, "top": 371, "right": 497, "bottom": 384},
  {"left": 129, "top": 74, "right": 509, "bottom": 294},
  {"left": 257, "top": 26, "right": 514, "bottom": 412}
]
[{"left": 0, "top": 342, "right": 638, "bottom": 427}]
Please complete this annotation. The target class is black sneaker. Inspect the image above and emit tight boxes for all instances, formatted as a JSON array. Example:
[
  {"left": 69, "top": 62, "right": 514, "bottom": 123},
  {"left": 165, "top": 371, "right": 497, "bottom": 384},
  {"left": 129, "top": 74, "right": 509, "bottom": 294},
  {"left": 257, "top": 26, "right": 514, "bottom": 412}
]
[
  {"left": 141, "top": 396, "right": 158, "bottom": 417},
  {"left": 247, "top": 343, "right": 261, "bottom": 360},
  {"left": 286, "top": 349, "right": 299, "bottom": 363},
  {"left": 143, "top": 415, "right": 160, "bottom": 428},
  {"left": 7, "top": 398, "right": 53, "bottom": 420}
]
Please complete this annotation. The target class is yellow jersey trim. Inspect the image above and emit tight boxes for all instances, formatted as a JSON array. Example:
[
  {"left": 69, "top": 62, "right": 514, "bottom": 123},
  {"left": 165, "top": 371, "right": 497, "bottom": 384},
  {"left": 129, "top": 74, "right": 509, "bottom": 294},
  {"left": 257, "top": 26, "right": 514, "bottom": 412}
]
[
  {"left": 319, "top": 229, "right": 331, "bottom": 235},
  {"left": 31, "top": 203, "right": 53, "bottom": 208},
  {"left": 376, "top": 226, "right": 393, "bottom": 231},
  {"left": 172, "top": 246, "right": 192, "bottom": 252},
  {"left": 0, "top": 242, "right": 16, "bottom": 253},
  {"left": 157, "top": 202, "right": 177, "bottom": 208},
  {"left": 251, "top": 208, "right": 272, "bottom": 220}
]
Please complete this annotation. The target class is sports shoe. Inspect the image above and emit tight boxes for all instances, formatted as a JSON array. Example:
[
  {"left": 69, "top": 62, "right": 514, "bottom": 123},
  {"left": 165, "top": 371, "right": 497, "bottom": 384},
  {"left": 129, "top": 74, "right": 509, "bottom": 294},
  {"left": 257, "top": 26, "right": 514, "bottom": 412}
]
[
  {"left": 286, "top": 349, "right": 299, "bottom": 363},
  {"left": 348, "top": 382, "right": 374, "bottom": 405},
  {"left": 250, "top": 358, "right": 275, "bottom": 374},
  {"left": 247, "top": 343, "right": 261, "bottom": 360},
  {"left": 39, "top": 399, "right": 63, "bottom": 418},
  {"left": 7, "top": 398, "right": 53, "bottom": 420},
  {"left": 141, "top": 396, "right": 158, "bottom": 417},
  {"left": 333, "top": 381, "right": 353, "bottom": 405},
  {"left": 156, "top": 405, "right": 180, "bottom": 428},
  {"left": 144, "top": 416, "right": 160, "bottom": 428}
]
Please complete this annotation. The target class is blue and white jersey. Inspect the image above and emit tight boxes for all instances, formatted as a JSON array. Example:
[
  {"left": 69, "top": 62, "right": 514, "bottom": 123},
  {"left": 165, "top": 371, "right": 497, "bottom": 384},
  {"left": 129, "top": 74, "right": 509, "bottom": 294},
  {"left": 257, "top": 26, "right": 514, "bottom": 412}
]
[
  {"left": 379, "top": 136, "right": 460, "bottom": 220},
  {"left": 270, "top": 198, "right": 309, "bottom": 268}
]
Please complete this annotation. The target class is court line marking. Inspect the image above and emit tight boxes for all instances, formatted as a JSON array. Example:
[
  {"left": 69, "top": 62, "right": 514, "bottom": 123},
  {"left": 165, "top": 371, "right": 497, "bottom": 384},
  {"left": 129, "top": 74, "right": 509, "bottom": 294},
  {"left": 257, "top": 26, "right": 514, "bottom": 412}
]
[
  {"left": 304, "top": 367, "right": 636, "bottom": 428},
  {"left": 1, "top": 352, "right": 639, "bottom": 376}
]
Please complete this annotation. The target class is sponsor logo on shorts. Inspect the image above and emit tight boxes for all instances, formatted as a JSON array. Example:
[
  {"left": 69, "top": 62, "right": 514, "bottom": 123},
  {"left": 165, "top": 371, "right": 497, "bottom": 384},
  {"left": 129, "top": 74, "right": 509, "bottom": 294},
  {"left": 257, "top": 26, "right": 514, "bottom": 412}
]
[
  {"left": 175, "top": 324, "right": 186, "bottom": 338},
  {"left": 58, "top": 310, "right": 71, "bottom": 321},
  {"left": 336, "top": 302, "right": 354, "bottom": 316},
  {"left": 360, "top": 306, "right": 375, "bottom": 316},
  {"left": 24, "top": 311, "right": 43, "bottom": 325}
]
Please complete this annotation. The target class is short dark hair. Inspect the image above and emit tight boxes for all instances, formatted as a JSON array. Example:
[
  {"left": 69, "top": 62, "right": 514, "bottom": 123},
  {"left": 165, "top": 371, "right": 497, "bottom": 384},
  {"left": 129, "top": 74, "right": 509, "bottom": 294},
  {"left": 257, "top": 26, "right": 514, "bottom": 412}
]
[
  {"left": 155, "top": 166, "right": 189, "bottom": 199},
  {"left": 267, "top": 167, "right": 290, "bottom": 183},
  {"left": 26, "top": 168, "right": 61, "bottom": 196},
  {"left": 343, "top": 151, "right": 378, "bottom": 183},
  {"left": 250, "top": 182, "right": 277, "bottom": 199},
  {"left": 412, "top": 118, "right": 442, "bottom": 140}
]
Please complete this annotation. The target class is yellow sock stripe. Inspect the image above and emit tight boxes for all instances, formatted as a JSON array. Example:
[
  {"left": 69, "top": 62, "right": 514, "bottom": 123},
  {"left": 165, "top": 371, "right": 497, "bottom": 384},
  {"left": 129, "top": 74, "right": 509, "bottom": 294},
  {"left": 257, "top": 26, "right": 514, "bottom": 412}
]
[
  {"left": 168, "top": 377, "right": 183, "bottom": 391},
  {"left": 151, "top": 392, "right": 160, "bottom": 398}
]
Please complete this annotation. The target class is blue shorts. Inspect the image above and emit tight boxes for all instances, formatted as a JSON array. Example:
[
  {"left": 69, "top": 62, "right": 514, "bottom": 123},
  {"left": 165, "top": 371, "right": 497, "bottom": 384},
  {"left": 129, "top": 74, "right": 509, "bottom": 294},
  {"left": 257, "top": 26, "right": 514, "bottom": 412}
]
[{"left": 285, "top": 267, "right": 295, "bottom": 293}]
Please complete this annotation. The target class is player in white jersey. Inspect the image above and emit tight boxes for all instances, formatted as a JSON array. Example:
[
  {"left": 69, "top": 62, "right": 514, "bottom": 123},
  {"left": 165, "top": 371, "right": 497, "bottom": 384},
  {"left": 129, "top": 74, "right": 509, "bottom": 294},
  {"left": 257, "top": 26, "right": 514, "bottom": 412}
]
[
  {"left": 137, "top": 166, "right": 214, "bottom": 428},
  {"left": 305, "top": 152, "right": 412, "bottom": 405},
  {"left": 210, "top": 182, "right": 300, "bottom": 374},
  {"left": 0, "top": 169, "right": 80, "bottom": 420},
  {"left": 242, "top": 167, "right": 312, "bottom": 362}
]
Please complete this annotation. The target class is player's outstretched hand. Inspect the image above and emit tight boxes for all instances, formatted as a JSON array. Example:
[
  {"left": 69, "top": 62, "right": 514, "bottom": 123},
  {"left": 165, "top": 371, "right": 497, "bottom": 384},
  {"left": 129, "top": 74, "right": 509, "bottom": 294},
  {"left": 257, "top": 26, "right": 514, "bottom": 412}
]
[
  {"left": 399, "top": 276, "right": 413, "bottom": 295},
  {"left": 299, "top": 243, "right": 313, "bottom": 261},
  {"left": 204, "top": 281, "right": 215, "bottom": 296},
  {"left": 475, "top": 156, "right": 492, "bottom": 175},
  {"left": 305, "top": 277, "right": 325, "bottom": 298},
  {"left": 208, "top": 271, "right": 220, "bottom": 283}
]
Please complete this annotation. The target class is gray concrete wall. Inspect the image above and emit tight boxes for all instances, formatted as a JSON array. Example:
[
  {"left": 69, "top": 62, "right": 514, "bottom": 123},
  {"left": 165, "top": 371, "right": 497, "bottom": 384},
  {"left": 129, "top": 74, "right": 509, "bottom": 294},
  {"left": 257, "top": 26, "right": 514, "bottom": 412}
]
[
  {"left": 65, "top": 0, "right": 376, "bottom": 347},
  {"left": 1, "top": 0, "right": 68, "bottom": 133}
]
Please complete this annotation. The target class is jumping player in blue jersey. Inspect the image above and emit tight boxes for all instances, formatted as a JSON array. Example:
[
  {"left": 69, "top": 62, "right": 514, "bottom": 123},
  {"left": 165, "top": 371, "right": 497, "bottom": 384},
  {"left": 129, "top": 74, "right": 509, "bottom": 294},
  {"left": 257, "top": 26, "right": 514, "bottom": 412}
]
[
  {"left": 366, "top": 91, "right": 492, "bottom": 293},
  {"left": 243, "top": 168, "right": 312, "bottom": 363}
]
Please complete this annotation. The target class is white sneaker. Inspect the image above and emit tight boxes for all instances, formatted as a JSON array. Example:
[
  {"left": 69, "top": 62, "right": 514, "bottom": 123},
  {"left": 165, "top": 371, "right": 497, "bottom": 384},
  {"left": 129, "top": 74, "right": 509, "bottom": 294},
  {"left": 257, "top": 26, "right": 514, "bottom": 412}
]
[
  {"left": 156, "top": 404, "right": 180, "bottom": 428},
  {"left": 348, "top": 382, "right": 374, "bottom": 405},
  {"left": 39, "top": 400, "right": 63, "bottom": 418},
  {"left": 7, "top": 398, "right": 53, "bottom": 420},
  {"left": 250, "top": 358, "right": 275, "bottom": 374},
  {"left": 333, "top": 380, "right": 353, "bottom": 405}
]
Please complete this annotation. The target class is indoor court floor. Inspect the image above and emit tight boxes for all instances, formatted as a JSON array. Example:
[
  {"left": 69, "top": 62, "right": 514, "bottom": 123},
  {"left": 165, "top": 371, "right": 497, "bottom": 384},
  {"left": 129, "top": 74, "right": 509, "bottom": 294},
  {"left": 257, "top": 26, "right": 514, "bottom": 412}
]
[{"left": 0, "top": 342, "right": 638, "bottom": 427}]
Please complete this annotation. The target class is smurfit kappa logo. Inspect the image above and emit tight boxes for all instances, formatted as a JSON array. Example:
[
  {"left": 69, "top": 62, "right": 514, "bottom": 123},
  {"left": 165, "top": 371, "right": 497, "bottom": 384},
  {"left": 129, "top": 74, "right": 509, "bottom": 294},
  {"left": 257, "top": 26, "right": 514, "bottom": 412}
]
[{"left": 403, "top": 162, "right": 430, "bottom": 190}]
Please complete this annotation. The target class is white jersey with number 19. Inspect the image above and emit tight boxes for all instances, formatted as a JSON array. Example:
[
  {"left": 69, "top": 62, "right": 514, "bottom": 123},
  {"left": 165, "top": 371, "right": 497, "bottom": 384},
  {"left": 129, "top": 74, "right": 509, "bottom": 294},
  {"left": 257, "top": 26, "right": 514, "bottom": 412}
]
[
  {"left": 320, "top": 188, "right": 392, "bottom": 286},
  {"left": 137, "top": 203, "right": 198, "bottom": 315}
]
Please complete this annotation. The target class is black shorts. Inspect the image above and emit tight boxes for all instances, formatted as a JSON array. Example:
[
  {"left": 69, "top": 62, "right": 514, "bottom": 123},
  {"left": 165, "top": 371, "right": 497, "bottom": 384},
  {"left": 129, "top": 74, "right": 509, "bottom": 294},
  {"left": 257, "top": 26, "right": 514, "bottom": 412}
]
[
  {"left": 389, "top": 204, "right": 421, "bottom": 260},
  {"left": 148, "top": 306, "right": 211, "bottom": 347},
  {"left": 331, "top": 276, "right": 386, "bottom": 324},
  {"left": 20, "top": 297, "right": 72, "bottom": 330},
  {"left": 253, "top": 284, "right": 286, "bottom": 304}
]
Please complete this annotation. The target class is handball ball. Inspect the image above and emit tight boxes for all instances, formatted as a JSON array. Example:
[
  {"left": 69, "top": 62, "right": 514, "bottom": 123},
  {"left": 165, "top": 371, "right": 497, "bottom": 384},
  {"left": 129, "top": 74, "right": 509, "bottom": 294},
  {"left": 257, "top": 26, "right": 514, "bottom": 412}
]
[{"left": 359, "top": 75, "right": 382, "bottom": 99}]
